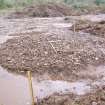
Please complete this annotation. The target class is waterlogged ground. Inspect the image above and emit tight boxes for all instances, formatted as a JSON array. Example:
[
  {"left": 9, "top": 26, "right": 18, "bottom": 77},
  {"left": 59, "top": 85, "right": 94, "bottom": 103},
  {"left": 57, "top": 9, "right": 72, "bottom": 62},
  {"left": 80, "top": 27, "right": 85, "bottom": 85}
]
[
  {"left": 0, "top": 14, "right": 105, "bottom": 105},
  {"left": 1, "top": 65, "right": 105, "bottom": 105},
  {"left": 0, "top": 65, "right": 105, "bottom": 105}
]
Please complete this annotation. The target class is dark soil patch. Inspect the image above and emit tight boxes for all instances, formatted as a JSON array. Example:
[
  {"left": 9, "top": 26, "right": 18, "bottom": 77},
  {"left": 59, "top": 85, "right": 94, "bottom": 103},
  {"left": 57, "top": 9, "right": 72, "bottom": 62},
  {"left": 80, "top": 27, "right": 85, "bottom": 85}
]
[
  {"left": 0, "top": 29, "right": 105, "bottom": 81},
  {"left": 7, "top": 3, "right": 79, "bottom": 18},
  {"left": 71, "top": 20, "right": 105, "bottom": 38},
  {"left": 75, "top": 5, "right": 105, "bottom": 15},
  {"left": 39, "top": 86, "right": 105, "bottom": 105}
]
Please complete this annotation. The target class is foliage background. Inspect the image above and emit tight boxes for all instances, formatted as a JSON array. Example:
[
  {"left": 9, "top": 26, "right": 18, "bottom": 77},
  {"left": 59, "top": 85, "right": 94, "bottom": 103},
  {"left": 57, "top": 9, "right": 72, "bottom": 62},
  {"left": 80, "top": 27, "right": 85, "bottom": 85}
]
[{"left": 0, "top": 0, "right": 105, "bottom": 9}]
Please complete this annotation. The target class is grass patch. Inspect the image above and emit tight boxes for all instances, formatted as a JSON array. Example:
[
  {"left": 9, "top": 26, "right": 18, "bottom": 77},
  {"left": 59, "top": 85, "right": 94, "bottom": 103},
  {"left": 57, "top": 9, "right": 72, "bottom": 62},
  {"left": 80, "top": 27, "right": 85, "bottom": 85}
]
[
  {"left": 0, "top": 0, "right": 105, "bottom": 11},
  {"left": 0, "top": 0, "right": 13, "bottom": 9}
]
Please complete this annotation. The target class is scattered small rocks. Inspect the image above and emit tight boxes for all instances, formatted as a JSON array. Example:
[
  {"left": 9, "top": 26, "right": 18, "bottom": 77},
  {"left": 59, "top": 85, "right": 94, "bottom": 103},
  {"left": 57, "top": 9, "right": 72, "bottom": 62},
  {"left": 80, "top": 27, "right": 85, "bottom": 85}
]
[
  {"left": 71, "top": 20, "right": 105, "bottom": 39},
  {"left": 0, "top": 20, "right": 105, "bottom": 81},
  {"left": 92, "top": 102, "right": 98, "bottom": 105}
]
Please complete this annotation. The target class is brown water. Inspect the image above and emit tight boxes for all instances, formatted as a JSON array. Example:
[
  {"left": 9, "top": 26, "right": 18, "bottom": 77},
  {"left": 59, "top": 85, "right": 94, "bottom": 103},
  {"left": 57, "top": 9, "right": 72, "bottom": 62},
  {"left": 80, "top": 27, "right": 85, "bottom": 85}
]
[
  {"left": 0, "top": 66, "right": 92, "bottom": 105},
  {"left": 1, "top": 14, "right": 105, "bottom": 105},
  {"left": 0, "top": 66, "right": 31, "bottom": 105},
  {"left": 1, "top": 65, "right": 105, "bottom": 105},
  {"left": 0, "top": 35, "right": 15, "bottom": 44}
]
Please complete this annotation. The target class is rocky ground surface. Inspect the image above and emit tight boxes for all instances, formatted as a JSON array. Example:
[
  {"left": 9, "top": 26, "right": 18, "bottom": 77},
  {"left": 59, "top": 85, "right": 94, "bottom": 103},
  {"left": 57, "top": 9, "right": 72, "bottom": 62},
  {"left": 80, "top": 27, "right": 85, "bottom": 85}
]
[
  {"left": 39, "top": 87, "right": 105, "bottom": 105},
  {"left": 1, "top": 16, "right": 105, "bottom": 81},
  {"left": 1, "top": 13, "right": 105, "bottom": 105},
  {"left": 71, "top": 19, "right": 105, "bottom": 39}
]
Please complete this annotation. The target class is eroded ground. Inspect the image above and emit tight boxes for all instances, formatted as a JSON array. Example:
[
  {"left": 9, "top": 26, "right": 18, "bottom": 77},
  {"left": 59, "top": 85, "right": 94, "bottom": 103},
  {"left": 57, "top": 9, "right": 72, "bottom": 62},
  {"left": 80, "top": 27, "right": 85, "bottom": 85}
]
[{"left": 1, "top": 14, "right": 105, "bottom": 105}]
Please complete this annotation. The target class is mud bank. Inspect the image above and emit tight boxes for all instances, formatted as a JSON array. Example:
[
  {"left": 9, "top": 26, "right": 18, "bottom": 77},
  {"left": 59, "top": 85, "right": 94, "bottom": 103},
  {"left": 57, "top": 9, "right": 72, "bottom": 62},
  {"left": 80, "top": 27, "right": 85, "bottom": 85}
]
[
  {"left": 40, "top": 88, "right": 105, "bottom": 105},
  {"left": 70, "top": 14, "right": 105, "bottom": 39},
  {"left": 7, "top": 3, "right": 78, "bottom": 19},
  {"left": 7, "top": 2, "right": 105, "bottom": 19},
  {"left": 0, "top": 66, "right": 89, "bottom": 105},
  {"left": 1, "top": 16, "right": 105, "bottom": 81},
  {"left": 1, "top": 28, "right": 105, "bottom": 81},
  {"left": 1, "top": 14, "right": 105, "bottom": 105},
  {"left": 1, "top": 65, "right": 105, "bottom": 105}
]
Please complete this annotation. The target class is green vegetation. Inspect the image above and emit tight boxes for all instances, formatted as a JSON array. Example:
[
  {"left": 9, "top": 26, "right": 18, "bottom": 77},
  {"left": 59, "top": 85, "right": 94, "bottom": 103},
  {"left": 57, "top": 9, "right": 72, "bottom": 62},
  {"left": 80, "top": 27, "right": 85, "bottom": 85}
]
[
  {"left": 0, "top": 0, "right": 12, "bottom": 9},
  {"left": 0, "top": 0, "right": 105, "bottom": 10},
  {"left": 95, "top": 0, "right": 105, "bottom": 5}
]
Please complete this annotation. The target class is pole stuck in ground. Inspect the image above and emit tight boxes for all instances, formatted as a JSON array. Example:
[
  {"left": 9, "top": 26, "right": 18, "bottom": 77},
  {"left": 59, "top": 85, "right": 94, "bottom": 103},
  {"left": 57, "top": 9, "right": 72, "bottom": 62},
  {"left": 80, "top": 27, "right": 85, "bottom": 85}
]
[
  {"left": 73, "top": 21, "right": 76, "bottom": 35},
  {"left": 27, "top": 71, "right": 36, "bottom": 105}
]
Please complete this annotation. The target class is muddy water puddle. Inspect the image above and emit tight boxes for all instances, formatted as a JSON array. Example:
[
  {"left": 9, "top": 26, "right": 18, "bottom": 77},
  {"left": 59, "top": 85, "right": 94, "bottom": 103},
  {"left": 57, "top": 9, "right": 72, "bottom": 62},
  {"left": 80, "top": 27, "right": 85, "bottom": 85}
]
[
  {"left": 0, "top": 66, "right": 90, "bottom": 105},
  {"left": 0, "top": 65, "right": 105, "bottom": 105},
  {"left": 33, "top": 80, "right": 91, "bottom": 99},
  {"left": 1, "top": 15, "right": 105, "bottom": 105},
  {"left": 0, "top": 35, "right": 15, "bottom": 44},
  {"left": 0, "top": 66, "right": 31, "bottom": 105},
  {"left": 82, "top": 14, "right": 105, "bottom": 22},
  {"left": 70, "top": 14, "right": 105, "bottom": 23}
]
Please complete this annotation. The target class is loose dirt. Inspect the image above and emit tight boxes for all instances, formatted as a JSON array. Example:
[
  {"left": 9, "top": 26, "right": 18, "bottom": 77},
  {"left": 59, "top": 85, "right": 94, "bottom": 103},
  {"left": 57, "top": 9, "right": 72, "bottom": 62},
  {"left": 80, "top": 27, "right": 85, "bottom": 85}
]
[
  {"left": 39, "top": 87, "right": 105, "bottom": 105},
  {"left": 1, "top": 65, "right": 105, "bottom": 105},
  {"left": 7, "top": 3, "right": 105, "bottom": 19},
  {"left": 7, "top": 2, "right": 79, "bottom": 18},
  {"left": 71, "top": 19, "right": 105, "bottom": 39},
  {"left": 1, "top": 16, "right": 105, "bottom": 81},
  {"left": 1, "top": 13, "right": 105, "bottom": 105}
]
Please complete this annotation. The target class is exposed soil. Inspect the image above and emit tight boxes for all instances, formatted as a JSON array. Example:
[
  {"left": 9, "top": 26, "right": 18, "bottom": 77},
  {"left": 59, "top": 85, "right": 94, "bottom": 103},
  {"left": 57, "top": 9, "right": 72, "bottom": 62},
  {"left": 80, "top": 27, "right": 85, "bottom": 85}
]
[
  {"left": 6, "top": 3, "right": 105, "bottom": 19},
  {"left": 39, "top": 86, "right": 105, "bottom": 105},
  {"left": 71, "top": 20, "right": 105, "bottom": 39},
  {"left": 1, "top": 12, "right": 105, "bottom": 105},
  {"left": 75, "top": 5, "right": 105, "bottom": 15},
  {"left": 7, "top": 2, "right": 79, "bottom": 18},
  {"left": 1, "top": 17, "right": 105, "bottom": 81}
]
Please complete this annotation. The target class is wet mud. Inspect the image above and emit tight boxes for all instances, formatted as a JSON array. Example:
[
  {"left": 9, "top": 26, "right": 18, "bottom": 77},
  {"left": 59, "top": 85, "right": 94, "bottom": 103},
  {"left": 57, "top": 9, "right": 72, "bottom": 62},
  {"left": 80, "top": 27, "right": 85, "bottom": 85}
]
[{"left": 1, "top": 14, "right": 105, "bottom": 105}]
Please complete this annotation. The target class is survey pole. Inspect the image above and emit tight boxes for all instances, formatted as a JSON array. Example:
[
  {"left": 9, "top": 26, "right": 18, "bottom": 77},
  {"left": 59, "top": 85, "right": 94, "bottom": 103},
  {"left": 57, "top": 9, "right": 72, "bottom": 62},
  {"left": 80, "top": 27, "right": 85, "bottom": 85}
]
[{"left": 27, "top": 71, "right": 36, "bottom": 105}]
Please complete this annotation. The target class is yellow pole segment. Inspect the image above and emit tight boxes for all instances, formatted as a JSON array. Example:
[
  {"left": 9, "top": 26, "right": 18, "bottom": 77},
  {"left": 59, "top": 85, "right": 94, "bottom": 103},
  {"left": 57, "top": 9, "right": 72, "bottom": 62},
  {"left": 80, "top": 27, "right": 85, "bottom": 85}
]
[
  {"left": 27, "top": 71, "right": 36, "bottom": 105},
  {"left": 73, "top": 21, "right": 76, "bottom": 35}
]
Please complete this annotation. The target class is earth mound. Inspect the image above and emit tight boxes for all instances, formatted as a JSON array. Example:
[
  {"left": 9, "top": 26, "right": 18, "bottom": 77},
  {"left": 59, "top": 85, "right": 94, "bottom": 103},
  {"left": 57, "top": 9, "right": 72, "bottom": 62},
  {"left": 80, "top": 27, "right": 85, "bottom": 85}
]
[
  {"left": 39, "top": 87, "right": 105, "bottom": 105},
  {"left": 71, "top": 20, "right": 105, "bottom": 38},
  {"left": 0, "top": 29, "right": 105, "bottom": 81},
  {"left": 8, "top": 3, "right": 78, "bottom": 18}
]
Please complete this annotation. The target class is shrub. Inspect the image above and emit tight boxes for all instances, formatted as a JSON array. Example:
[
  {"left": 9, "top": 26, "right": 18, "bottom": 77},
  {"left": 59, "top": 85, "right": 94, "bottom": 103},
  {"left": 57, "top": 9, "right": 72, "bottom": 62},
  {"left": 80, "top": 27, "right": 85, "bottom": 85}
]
[
  {"left": 0, "top": 0, "right": 13, "bottom": 9},
  {"left": 95, "top": 0, "right": 105, "bottom": 5}
]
